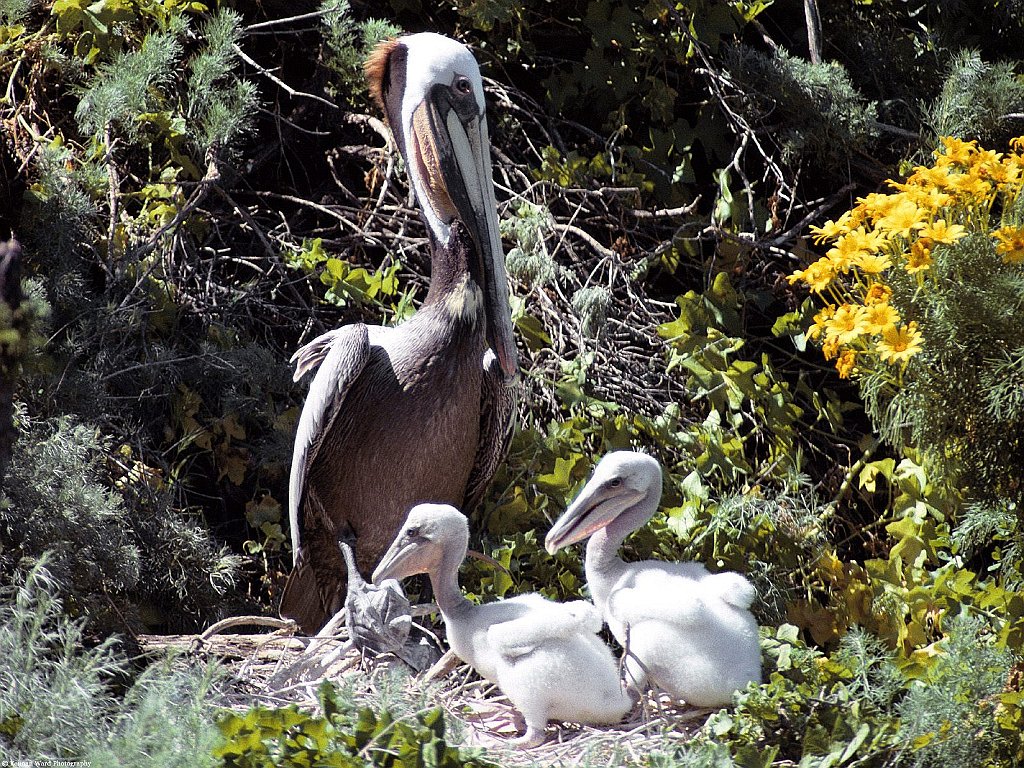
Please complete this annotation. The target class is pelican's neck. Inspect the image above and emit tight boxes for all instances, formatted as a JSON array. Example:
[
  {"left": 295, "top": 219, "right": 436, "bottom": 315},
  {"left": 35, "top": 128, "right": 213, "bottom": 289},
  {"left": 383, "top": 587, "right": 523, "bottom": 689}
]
[
  {"left": 423, "top": 220, "right": 485, "bottom": 325},
  {"left": 429, "top": 541, "right": 473, "bottom": 620},
  {"left": 584, "top": 487, "right": 661, "bottom": 607}
]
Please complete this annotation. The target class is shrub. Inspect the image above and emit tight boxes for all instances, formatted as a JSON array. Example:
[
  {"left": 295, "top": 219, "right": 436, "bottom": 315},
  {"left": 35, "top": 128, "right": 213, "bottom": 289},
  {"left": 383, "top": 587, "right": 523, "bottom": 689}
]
[
  {"left": 0, "top": 414, "right": 244, "bottom": 633},
  {"left": 0, "top": 560, "right": 222, "bottom": 764},
  {"left": 790, "top": 136, "right": 1024, "bottom": 507}
]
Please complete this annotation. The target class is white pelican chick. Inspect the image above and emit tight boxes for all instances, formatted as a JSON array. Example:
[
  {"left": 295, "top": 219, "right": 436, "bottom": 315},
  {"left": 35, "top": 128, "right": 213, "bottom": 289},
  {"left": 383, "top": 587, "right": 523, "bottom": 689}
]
[
  {"left": 373, "top": 503, "right": 632, "bottom": 747},
  {"left": 545, "top": 451, "right": 761, "bottom": 707}
]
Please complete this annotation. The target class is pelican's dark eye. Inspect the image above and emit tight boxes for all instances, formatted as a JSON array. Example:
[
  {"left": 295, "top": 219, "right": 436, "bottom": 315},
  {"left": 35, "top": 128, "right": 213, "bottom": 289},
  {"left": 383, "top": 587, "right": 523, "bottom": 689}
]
[
  {"left": 608, "top": 478, "right": 622, "bottom": 488},
  {"left": 406, "top": 526, "right": 420, "bottom": 539},
  {"left": 454, "top": 77, "right": 472, "bottom": 95}
]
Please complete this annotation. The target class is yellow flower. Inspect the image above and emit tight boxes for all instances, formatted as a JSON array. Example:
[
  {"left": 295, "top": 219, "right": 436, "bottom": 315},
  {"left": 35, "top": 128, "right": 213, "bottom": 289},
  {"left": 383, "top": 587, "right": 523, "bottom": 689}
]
[
  {"left": 862, "top": 302, "right": 900, "bottom": 334},
  {"left": 975, "top": 159, "right": 1009, "bottom": 185},
  {"left": 822, "top": 335, "right": 840, "bottom": 360},
  {"left": 948, "top": 171, "right": 992, "bottom": 201},
  {"left": 906, "top": 238, "right": 934, "bottom": 273},
  {"left": 864, "top": 282, "right": 893, "bottom": 305},
  {"left": 826, "top": 230, "right": 873, "bottom": 272},
  {"left": 854, "top": 251, "right": 892, "bottom": 274},
  {"left": 937, "top": 136, "right": 977, "bottom": 166},
  {"left": 877, "top": 321, "right": 923, "bottom": 364},
  {"left": 909, "top": 164, "right": 954, "bottom": 189},
  {"left": 809, "top": 218, "right": 847, "bottom": 244},
  {"left": 826, "top": 304, "right": 868, "bottom": 345},
  {"left": 1000, "top": 155, "right": 1023, "bottom": 189},
  {"left": 875, "top": 197, "right": 926, "bottom": 239},
  {"left": 845, "top": 205, "right": 868, "bottom": 230},
  {"left": 808, "top": 305, "right": 836, "bottom": 341},
  {"left": 1011, "top": 136, "right": 1024, "bottom": 152},
  {"left": 970, "top": 148, "right": 1003, "bottom": 170},
  {"left": 904, "top": 186, "right": 953, "bottom": 212},
  {"left": 919, "top": 219, "right": 967, "bottom": 244},
  {"left": 835, "top": 350, "right": 856, "bottom": 379},
  {"left": 789, "top": 259, "right": 836, "bottom": 291},
  {"left": 859, "top": 192, "right": 898, "bottom": 222},
  {"left": 993, "top": 226, "right": 1024, "bottom": 264},
  {"left": 847, "top": 226, "right": 886, "bottom": 252}
]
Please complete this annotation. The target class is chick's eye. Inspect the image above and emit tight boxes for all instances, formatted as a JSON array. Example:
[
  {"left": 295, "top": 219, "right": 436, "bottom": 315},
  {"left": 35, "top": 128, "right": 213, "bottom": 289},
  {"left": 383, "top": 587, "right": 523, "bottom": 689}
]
[
  {"left": 454, "top": 77, "right": 472, "bottom": 95},
  {"left": 609, "top": 478, "right": 622, "bottom": 488}
]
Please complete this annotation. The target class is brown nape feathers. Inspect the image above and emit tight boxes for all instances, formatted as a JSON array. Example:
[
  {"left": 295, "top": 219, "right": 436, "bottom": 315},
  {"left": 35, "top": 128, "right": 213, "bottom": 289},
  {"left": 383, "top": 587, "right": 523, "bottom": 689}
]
[{"left": 364, "top": 37, "right": 400, "bottom": 118}]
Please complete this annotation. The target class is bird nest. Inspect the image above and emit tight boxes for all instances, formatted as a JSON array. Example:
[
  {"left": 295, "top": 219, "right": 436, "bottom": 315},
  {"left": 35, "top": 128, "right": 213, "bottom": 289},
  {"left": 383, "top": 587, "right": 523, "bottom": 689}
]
[{"left": 138, "top": 614, "right": 714, "bottom": 766}]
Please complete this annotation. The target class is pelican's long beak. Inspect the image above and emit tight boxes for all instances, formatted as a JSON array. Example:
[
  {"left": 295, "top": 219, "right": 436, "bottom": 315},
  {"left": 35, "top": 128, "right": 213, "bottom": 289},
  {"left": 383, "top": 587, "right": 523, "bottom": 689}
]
[
  {"left": 372, "top": 538, "right": 421, "bottom": 583},
  {"left": 544, "top": 482, "right": 641, "bottom": 554},
  {"left": 409, "top": 88, "right": 518, "bottom": 377}
]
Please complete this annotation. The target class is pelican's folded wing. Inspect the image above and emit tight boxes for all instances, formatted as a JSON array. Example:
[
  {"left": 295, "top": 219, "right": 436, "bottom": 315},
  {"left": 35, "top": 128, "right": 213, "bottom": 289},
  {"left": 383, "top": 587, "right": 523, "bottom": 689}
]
[
  {"left": 488, "top": 599, "right": 602, "bottom": 660},
  {"left": 290, "top": 327, "right": 353, "bottom": 381},
  {"left": 463, "top": 350, "right": 518, "bottom": 512},
  {"left": 281, "top": 324, "right": 371, "bottom": 630},
  {"left": 607, "top": 571, "right": 706, "bottom": 628}
]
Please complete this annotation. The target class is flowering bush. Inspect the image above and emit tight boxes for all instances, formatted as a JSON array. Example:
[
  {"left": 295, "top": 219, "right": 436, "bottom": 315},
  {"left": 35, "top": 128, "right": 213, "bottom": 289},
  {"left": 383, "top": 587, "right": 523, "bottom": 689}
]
[
  {"left": 791, "top": 135, "right": 1024, "bottom": 379},
  {"left": 791, "top": 136, "right": 1024, "bottom": 501}
]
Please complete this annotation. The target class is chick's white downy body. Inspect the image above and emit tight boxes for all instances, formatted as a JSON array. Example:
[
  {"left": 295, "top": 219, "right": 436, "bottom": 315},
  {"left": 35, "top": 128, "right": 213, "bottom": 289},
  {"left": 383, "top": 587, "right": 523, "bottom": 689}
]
[
  {"left": 546, "top": 451, "right": 762, "bottom": 707},
  {"left": 374, "top": 504, "right": 632, "bottom": 746}
]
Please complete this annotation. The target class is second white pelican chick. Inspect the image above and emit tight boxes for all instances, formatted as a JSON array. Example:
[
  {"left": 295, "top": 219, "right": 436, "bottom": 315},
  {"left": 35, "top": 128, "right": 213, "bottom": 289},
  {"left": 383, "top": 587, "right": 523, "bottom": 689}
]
[
  {"left": 373, "top": 503, "right": 632, "bottom": 747},
  {"left": 545, "top": 451, "right": 761, "bottom": 707}
]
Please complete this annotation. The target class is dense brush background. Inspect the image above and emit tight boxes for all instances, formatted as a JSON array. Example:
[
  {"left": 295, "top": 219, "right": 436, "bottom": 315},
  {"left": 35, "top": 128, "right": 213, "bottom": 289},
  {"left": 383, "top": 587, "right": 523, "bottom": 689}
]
[{"left": 0, "top": 0, "right": 1022, "bottom": 765}]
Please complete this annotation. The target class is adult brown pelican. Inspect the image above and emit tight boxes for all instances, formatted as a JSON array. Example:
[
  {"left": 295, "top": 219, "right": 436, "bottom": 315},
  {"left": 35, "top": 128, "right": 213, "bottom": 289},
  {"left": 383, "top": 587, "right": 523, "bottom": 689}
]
[{"left": 279, "top": 33, "right": 518, "bottom": 634}]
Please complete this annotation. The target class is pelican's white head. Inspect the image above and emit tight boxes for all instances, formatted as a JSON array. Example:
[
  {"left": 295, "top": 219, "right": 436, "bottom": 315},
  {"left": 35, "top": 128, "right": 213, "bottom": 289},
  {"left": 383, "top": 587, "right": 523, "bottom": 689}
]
[
  {"left": 372, "top": 503, "right": 469, "bottom": 583},
  {"left": 365, "top": 33, "right": 517, "bottom": 377},
  {"left": 544, "top": 451, "right": 663, "bottom": 554}
]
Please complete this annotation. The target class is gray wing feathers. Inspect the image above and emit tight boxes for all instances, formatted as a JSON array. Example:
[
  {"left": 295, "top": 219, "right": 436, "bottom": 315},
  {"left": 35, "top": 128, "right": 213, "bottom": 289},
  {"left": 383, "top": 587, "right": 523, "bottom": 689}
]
[
  {"left": 463, "top": 349, "right": 518, "bottom": 512},
  {"left": 290, "top": 328, "right": 351, "bottom": 382},
  {"left": 288, "top": 324, "right": 371, "bottom": 562}
]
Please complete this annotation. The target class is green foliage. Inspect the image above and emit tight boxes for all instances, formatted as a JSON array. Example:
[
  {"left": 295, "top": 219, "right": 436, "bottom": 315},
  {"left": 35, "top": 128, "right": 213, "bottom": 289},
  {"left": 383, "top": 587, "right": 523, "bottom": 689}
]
[
  {"left": 0, "top": 416, "right": 142, "bottom": 625},
  {"left": 571, "top": 285, "right": 611, "bottom": 337},
  {"left": 286, "top": 237, "right": 408, "bottom": 313},
  {"left": 502, "top": 201, "right": 557, "bottom": 288},
  {"left": 723, "top": 46, "right": 878, "bottom": 166},
  {"left": 76, "top": 27, "right": 183, "bottom": 137},
  {"left": 926, "top": 50, "right": 1024, "bottom": 147},
  {"left": 23, "top": 138, "right": 100, "bottom": 262},
  {"left": 897, "top": 614, "right": 1016, "bottom": 768},
  {"left": 51, "top": 0, "right": 208, "bottom": 62},
  {"left": 214, "top": 680, "right": 494, "bottom": 768},
  {"left": 0, "top": 560, "right": 121, "bottom": 758},
  {"left": 0, "top": 560, "right": 223, "bottom": 763},
  {"left": 657, "top": 273, "right": 808, "bottom": 482},
  {"left": 186, "top": 10, "right": 258, "bottom": 153},
  {"left": 76, "top": 7, "right": 255, "bottom": 155},
  {"left": 0, "top": 414, "right": 244, "bottom": 633},
  {"left": 320, "top": 0, "right": 401, "bottom": 104},
  {"left": 533, "top": 145, "right": 655, "bottom": 196},
  {"left": 0, "top": 277, "right": 50, "bottom": 379},
  {"left": 84, "top": 656, "right": 222, "bottom": 767},
  {"left": 0, "top": 0, "right": 30, "bottom": 25}
]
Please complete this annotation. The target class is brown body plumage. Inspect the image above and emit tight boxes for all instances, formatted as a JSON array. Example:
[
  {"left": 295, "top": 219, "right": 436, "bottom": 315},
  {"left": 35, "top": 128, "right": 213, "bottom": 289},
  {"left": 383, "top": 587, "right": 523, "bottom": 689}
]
[{"left": 280, "top": 34, "right": 517, "bottom": 634}]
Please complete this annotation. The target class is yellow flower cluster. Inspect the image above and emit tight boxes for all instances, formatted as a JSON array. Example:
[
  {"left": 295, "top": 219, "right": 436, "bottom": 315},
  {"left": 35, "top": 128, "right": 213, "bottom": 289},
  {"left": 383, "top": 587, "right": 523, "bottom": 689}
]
[{"left": 790, "top": 135, "right": 1024, "bottom": 379}]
